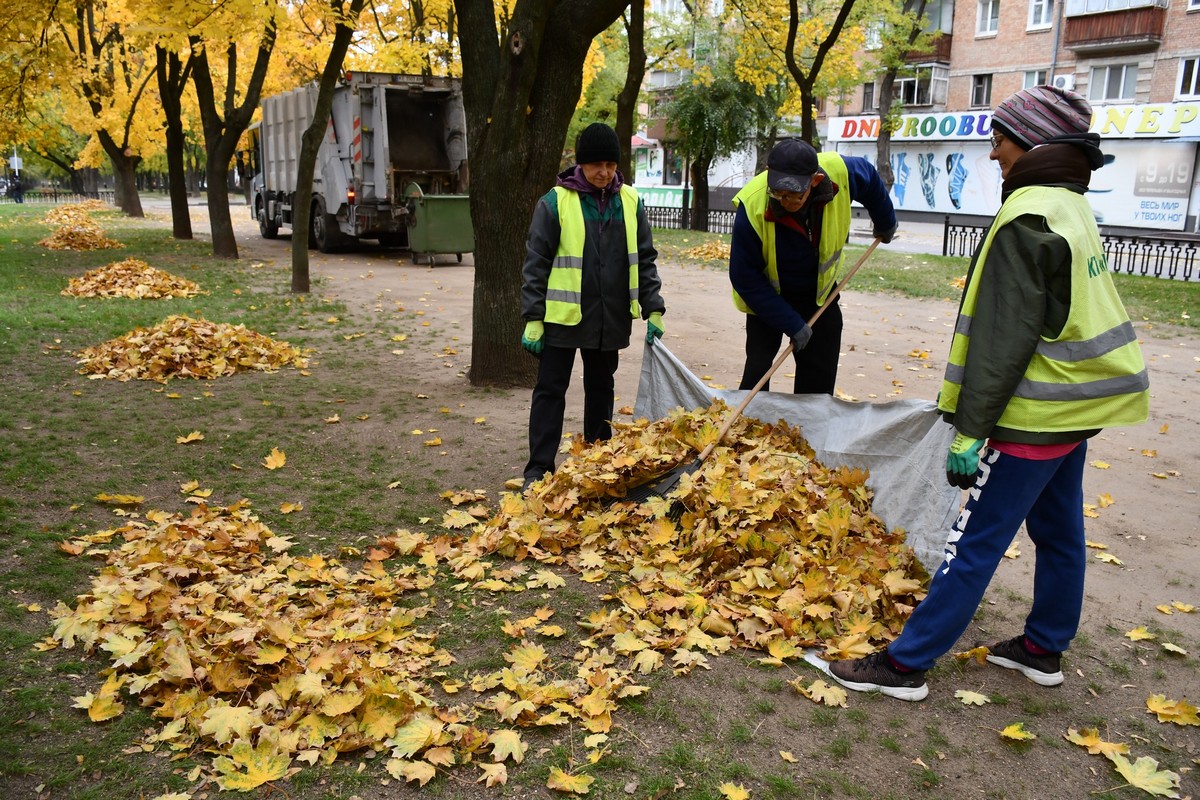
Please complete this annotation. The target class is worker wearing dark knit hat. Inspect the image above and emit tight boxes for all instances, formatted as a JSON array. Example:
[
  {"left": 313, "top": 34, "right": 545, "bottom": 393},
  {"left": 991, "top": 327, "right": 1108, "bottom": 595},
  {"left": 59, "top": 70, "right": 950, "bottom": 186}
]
[
  {"left": 518, "top": 121, "right": 666, "bottom": 491},
  {"left": 829, "top": 85, "right": 1148, "bottom": 703},
  {"left": 728, "top": 138, "right": 897, "bottom": 395}
]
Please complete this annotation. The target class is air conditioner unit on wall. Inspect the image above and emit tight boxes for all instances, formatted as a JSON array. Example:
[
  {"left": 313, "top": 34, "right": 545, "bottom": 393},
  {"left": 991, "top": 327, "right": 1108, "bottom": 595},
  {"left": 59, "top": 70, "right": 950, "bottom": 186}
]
[{"left": 1052, "top": 74, "right": 1076, "bottom": 91}]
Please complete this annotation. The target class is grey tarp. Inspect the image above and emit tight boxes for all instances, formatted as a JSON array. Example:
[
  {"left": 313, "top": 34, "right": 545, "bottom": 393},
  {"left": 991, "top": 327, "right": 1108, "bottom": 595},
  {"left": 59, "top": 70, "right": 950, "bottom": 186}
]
[{"left": 633, "top": 342, "right": 961, "bottom": 574}]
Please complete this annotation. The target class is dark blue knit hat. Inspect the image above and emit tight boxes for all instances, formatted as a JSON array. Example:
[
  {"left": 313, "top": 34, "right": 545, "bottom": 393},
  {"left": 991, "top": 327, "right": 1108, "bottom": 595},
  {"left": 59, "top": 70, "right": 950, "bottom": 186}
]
[{"left": 575, "top": 123, "right": 620, "bottom": 164}]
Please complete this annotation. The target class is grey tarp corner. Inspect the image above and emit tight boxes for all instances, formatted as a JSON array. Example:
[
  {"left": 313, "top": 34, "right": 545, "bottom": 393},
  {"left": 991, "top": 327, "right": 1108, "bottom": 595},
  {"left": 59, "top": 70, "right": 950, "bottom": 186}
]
[{"left": 633, "top": 342, "right": 961, "bottom": 574}]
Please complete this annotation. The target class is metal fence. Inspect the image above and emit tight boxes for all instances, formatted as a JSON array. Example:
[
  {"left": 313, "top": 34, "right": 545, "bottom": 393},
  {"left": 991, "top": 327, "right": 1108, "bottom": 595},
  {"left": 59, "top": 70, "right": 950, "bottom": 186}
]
[
  {"left": 942, "top": 215, "right": 1200, "bottom": 282},
  {"left": 645, "top": 206, "right": 737, "bottom": 234},
  {"left": 0, "top": 190, "right": 117, "bottom": 206}
]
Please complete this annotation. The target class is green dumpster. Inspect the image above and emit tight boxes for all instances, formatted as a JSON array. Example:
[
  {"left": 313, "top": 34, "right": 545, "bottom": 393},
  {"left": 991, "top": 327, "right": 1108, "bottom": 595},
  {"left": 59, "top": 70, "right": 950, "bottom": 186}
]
[{"left": 404, "top": 182, "right": 474, "bottom": 266}]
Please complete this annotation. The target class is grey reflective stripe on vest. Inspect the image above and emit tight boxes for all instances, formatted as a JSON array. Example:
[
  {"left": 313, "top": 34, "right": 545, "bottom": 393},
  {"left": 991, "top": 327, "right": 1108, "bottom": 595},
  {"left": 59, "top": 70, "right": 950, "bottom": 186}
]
[
  {"left": 552, "top": 255, "right": 584, "bottom": 270},
  {"left": 955, "top": 315, "right": 972, "bottom": 337},
  {"left": 1014, "top": 369, "right": 1150, "bottom": 401},
  {"left": 547, "top": 288, "right": 582, "bottom": 305},
  {"left": 818, "top": 247, "right": 843, "bottom": 276},
  {"left": 1035, "top": 320, "right": 1138, "bottom": 362}
]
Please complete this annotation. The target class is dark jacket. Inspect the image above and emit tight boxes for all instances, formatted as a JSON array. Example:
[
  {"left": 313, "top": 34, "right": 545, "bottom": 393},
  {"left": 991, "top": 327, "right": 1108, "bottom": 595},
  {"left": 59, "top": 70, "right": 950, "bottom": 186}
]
[
  {"left": 728, "top": 155, "right": 895, "bottom": 333},
  {"left": 520, "top": 166, "right": 665, "bottom": 350},
  {"left": 943, "top": 141, "right": 1102, "bottom": 444}
]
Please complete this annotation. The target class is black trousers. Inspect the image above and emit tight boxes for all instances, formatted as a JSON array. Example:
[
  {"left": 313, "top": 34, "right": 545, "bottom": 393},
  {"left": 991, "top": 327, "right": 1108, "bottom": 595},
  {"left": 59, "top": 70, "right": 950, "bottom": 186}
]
[
  {"left": 525, "top": 345, "right": 620, "bottom": 482},
  {"left": 738, "top": 301, "right": 842, "bottom": 395}
]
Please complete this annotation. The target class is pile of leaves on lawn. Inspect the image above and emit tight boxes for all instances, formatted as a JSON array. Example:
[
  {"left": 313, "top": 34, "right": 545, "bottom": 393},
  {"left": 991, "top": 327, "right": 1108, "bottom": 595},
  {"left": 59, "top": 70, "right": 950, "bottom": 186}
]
[
  {"left": 455, "top": 400, "right": 929, "bottom": 664},
  {"left": 680, "top": 239, "right": 731, "bottom": 261},
  {"left": 41, "top": 404, "right": 928, "bottom": 792},
  {"left": 62, "top": 257, "right": 204, "bottom": 299},
  {"left": 38, "top": 202, "right": 122, "bottom": 251},
  {"left": 75, "top": 314, "right": 308, "bottom": 382}
]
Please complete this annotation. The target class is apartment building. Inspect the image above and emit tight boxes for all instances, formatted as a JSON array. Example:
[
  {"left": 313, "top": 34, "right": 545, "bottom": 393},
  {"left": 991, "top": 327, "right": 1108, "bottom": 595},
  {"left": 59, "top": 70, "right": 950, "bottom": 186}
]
[{"left": 827, "top": 0, "right": 1200, "bottom": 231}]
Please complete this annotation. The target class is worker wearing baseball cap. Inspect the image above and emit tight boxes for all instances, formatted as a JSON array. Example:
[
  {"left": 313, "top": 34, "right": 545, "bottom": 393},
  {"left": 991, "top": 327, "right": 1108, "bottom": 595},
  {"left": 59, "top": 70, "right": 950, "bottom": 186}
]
[
  {"left": 729, "top": 138, "right": 897, "bottom": 394},
  {"left": 828, "top": 86, "right": 1149, "bottom": 701}
]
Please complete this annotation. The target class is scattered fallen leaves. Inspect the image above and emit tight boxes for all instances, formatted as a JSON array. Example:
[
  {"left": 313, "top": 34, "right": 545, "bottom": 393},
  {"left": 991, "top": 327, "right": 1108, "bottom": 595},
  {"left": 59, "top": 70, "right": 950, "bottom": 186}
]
[
  {"left": 75, "top": 315, "right": 308, "bottom": 383},
  {"left": 39, "top": 204, "right": 122, "bottom": 250}
]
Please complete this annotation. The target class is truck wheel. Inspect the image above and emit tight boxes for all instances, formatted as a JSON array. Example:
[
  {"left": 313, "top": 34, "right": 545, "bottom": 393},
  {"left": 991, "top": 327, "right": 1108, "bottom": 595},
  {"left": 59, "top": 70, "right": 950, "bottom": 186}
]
[
  {"left": 257, "top": 199, "right": 279, "bottom": 239},
  {"left": 311, "top": 197, "right": 342, "bottom": 253}
]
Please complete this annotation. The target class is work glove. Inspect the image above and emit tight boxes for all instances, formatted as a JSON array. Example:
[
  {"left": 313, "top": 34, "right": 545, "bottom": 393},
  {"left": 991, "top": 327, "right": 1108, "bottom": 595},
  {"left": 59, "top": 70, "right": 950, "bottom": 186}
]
[
  {"left": 521, "top": 320, "right": 544, "bottom": 356},
  {"left": 874, "top": 223, "right": 897, "bottom": 244},
  {"left": 790, "top": 323, "right": 813, "bottom": 353},
  {"left": 946, "top": 432, "right": 985, "bottom": 489},
  {"left": 646, "top": 311, "right": 664, "bottom": 344}
]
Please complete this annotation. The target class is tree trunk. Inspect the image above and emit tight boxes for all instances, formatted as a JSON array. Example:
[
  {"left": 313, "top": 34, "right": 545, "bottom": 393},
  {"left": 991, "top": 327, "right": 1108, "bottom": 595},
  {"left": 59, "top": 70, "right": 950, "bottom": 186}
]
[
  {"left": 689, "top": 155, "right": 712, "bottom": 232},
  {"left": 616, "top": 0, "right": 646, "bottom": 183},
  {"left": 876, "top": 0, "right": 929, "bottom": 191},
  {"left": 190, "top": 24, "right": 277, "bottom": 259},
  {"left": 454, "top": 0, "right": 631, "bottom": 388},
  {"left": 291, "top": 0, "right": 368, "bottom": 294},
  {"left": 156, "top": 46, "right": 193, "bottom": 239},
  {"left": 96, "top": 130, "right": 143, "bottom": 217}
]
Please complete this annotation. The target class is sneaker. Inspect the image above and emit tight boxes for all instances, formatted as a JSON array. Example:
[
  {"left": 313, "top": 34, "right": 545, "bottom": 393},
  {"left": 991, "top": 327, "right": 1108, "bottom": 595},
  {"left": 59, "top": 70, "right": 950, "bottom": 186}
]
[
  {"left": 828, "top": 652, "right": 929, "bottom": 702},
  {"left": 984, "top": 635, "right": 1064, "bottom": 686}
]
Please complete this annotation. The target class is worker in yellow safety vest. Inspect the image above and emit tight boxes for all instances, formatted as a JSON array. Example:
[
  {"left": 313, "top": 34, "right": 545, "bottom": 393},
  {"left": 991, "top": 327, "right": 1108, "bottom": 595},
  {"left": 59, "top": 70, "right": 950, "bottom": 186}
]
[
  {"left": 829, "top": 86, "right": 1150, "bottom": 702},
  {"left": 729, "top": 138, "right": 897, "bottom": 394},
  {"left": 519, "top": 122, "right": 666, "bottom": 491}
]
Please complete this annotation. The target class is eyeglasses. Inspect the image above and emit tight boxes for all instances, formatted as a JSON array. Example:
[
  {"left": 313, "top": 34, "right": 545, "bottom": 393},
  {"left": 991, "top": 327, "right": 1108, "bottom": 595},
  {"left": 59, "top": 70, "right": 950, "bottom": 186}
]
[
  {"left": 768, "top": 188, "right": 809, "bottom": 204},
  {"left": 989, "top": 133, "right": 1003, "bottom": 150}
]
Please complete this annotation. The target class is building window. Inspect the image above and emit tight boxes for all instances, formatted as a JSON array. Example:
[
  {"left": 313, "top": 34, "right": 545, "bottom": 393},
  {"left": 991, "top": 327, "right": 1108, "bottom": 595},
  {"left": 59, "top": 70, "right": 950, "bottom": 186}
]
[
  {"left": 971, "top": 75, "right": 993, "bottom": 107},
  {"left": 895, "top": 66, "right": 949, "bottom": 106},
  {"left": 978, "top": 0, "right": 1000, "bottom": 34},
  {"left": 1191, "top": 0, "right": 1200, "bottom": 10},
  {"left": 1066, "top": 0, "right": 1165, "bottom": 15},
  {"left": 864, "top": 20, "right": 884, "bottom": 50},
  {"left": 862, "top": 83, "right": 877, "bottom": 112},
  {"left": 1025, "top": 69, "right": 1049, "bottom": 87},
  {"left": 1180, "top": 58, "right": 1200, "bottom": 99},
  {"left": 1028, "top": 0, "right": 1054, "bottom": 28},
  {"left": 1089, "top": 64, "right": 1138, "bottom": 101}
]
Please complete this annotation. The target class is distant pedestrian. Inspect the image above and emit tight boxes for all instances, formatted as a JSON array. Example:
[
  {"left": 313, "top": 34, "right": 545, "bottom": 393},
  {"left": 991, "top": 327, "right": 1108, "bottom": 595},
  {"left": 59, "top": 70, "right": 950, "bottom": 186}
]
[
  {"left": 10, "top": 178, "right": 23, "bottom": 203},
  {"left": 828, "top": 86, "right": 1150, "bottom": 702}
]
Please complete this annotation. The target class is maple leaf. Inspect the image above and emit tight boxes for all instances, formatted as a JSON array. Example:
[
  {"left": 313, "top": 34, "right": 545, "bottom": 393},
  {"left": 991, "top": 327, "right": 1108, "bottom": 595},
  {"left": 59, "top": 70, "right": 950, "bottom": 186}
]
[
  {"left": 999, "top": 722, "right": 1036, "bottom": 741},
  {"left": 477, "top": 762, "right": 508, "bottom": 787},
  {"left": 200, "top": 704, "right": 259, "bottom": 745},
  {"left": 1064, "top": 728, "right": 1128, "bottom": 757},
  {"left": 1125, "top": 626, "right": 1156, "bottom": 641},
  {"left": 718, "top": 783, "right": 751, "bottom": 800},
  {"left": 505, "top": 642, "right": 548, "bottom": 672},
  {"left": 489, "top": 729, "right": 526, "bottom": 763},
  {"left": 212, "top": 740, "right": 293, "bottom": 791},
  {"left": 546, "top": 767, "right": 594, "bottom": 794},
  {"left": 794, "top": 678, "right": 847, "bottom": 707},
  {"left": 1107, "top": 753, "right": 1181, "bottom": 797},
  {"left": 386, "top": 758, "right": 437, "bottom": 786},
  {"left": 388, "top": 715, "right": 443, "bottom": 758},
  {"left": 779, "top": 750, "right": 797, "bottom": 763},
  {"left": 94, "top": 493, "right": 144, "bottom": 506},
  {"left": 1095, "top": 552, "right": 1124, "bottom": 565},
  {"left": 527, "top": 569, "right": 566, "bottom": 589},
  {"left": 176, "top": 431, "right": 204, "bottom": 444},
  {"left": 954, "top": 690, "right": 990, "bottom": 706},
  {"left": 954, "top": 646, "right": 990, "bottom": 665},
  {"left": 1161, "top": 642, "right": 1187, "bottom": 655},
  {"left": 1146, "top": 695, "right": 1199, "bottom": 726},
  {"left": 72, "top": 673, "right": 124, "bottom": 722},
  {"left": 279, "top": 502, "right": 303, "bottom": 514},
  {"left": 1171, "top": 601, "right": 1195, "bottom": 612},
  {"left": 262, "top": 448, "right": 286, "bottom": 470}
]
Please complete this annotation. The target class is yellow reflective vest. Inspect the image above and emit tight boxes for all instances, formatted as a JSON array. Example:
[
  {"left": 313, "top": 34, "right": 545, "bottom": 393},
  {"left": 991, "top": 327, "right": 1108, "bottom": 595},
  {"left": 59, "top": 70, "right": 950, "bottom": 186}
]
[
  {"left": 544, "top": 185, "right": 641, "bottom": 326},
  {"left": 731, "top": 152, "right": 852, "bottom": 311},
  {"left": 939, "top": 185, "right": 1149, "bottom": 433}
]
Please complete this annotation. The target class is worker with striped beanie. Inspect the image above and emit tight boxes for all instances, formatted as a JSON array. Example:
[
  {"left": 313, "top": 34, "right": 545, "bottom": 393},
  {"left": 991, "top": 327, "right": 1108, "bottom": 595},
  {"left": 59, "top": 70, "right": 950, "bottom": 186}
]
[{"left": 989, "top": 84, "right": 1104, "bottom": 169}]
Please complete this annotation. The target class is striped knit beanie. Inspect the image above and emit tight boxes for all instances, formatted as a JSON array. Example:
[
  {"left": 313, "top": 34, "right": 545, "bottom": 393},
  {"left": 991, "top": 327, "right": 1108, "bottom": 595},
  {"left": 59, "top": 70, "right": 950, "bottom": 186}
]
[{"left": 991, "top": 85, "right": 1094, "bottom": 150}]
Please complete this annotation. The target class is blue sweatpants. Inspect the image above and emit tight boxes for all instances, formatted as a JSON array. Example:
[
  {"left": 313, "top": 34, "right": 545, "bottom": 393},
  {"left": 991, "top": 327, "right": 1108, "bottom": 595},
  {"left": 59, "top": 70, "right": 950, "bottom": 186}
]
[{"left": 887, "top": 441, "right": 1088, "bottom": 671}]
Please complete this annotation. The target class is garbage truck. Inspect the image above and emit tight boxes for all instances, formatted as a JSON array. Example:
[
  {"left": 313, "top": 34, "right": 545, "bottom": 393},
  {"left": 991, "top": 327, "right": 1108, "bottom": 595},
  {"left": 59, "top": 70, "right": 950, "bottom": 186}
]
[{"left": 246, "top": 72, "right": 473, "bottom": 258}]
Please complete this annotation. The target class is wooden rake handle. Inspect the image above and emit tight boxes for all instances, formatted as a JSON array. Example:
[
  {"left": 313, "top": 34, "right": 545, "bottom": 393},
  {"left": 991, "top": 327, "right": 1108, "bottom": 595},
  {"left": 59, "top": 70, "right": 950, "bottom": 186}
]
[{"left": 693, "top": 237, "right": 882, "bottom": 464}]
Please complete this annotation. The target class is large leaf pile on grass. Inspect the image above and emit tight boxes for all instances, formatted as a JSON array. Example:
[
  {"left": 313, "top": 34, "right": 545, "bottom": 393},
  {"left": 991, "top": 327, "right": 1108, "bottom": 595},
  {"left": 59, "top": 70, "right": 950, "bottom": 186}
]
[
  {"left": 38, "top": 202, "right": 122, "bottom": 251},
  {"left": 62, "top": 257, "right": 204, "bottom": 299},
  {"left": 457, "top": 401, "right": 928, "bottom": 660},
  {"left": 75, "top": 314, "right": 308, "bottom": 382}
]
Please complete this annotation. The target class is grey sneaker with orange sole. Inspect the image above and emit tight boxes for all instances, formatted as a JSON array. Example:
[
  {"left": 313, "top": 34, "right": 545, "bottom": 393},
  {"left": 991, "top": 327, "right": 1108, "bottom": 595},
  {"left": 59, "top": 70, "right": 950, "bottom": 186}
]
[
  {"left": 828, "top": 651, "right": 929, "bottom": 702},
  {"left": 984, "top": 635, "right": 1063, "bottom": 686}
]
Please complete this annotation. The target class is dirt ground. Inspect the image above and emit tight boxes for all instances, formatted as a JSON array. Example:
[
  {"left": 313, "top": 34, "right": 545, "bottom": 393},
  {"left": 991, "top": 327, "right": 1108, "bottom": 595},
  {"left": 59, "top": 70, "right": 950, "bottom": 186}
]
[{"left": 166, "top": 200, "right": 1200, "bottom": 797}]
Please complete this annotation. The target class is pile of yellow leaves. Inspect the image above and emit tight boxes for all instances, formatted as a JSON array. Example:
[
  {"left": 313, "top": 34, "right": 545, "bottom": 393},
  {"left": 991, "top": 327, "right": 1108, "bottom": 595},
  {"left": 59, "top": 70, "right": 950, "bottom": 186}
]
[
  {"left": 458, "top": 401, "right": 928, "bottom": 660},
  {"left": 47, "top": 502, "right": 647, "bottom": 791},
  {"left": 38, "top": 203, "right": 122, "bottom": 251},
  {"left": 62, "top": 258, "right": 204, "bottom": 299},
  {"left": 75, "top": 314, "right": 308, "bottom": 382},
  {"left": 681, "top": 240, "right": 731, "bottom": 261}
]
